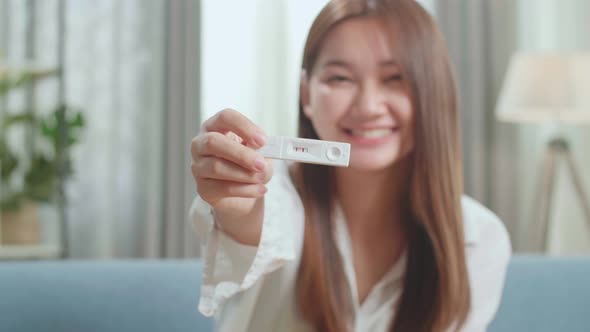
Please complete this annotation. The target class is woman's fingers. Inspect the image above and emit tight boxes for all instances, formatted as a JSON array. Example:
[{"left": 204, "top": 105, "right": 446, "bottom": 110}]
[
  {"left": 201, "top": 108, "right": 266, "bottom": 148},
  {"left": 192, "top": 157, "right": 273, "bottom": 185},
  {"left": 192, "top": 131, "right": 266, "bottom": 173},
  {"left": 190, "top": 109, "right": 273, "bottom": 206}
]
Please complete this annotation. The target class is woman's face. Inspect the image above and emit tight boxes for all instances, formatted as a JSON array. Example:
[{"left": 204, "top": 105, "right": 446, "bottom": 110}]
[{"left": 302, "top": 17, "right": 414, "bottom": 171}]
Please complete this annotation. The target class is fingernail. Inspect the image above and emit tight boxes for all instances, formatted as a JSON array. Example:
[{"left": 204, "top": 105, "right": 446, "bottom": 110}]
[
  {"left": 253, "top": 133, "right": 266, "bottom": 147},
  {"left": 259, "top": 185, "right": 268, "bottom": 194},
  {"left": 257, "top": 172, "right": 266, "bottom": 182},
  {"left": 254, "top": 158, "right": 266, "bottom": 172}
]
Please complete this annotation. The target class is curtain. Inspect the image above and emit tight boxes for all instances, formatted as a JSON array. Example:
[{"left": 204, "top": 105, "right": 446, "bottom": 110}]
[
  {"left": 63, "top": 0, "right": 166, "bottom": 258},
  {"left": 0, "top": 0, "right": 201, "bottom": 259},
  {"left": 435, "top": 0, "right": 522, "bottom": 248}
]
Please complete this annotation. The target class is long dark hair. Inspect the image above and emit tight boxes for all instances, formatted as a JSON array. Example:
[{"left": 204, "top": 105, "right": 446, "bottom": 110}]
[{"left": 294, "top": 1, "right": 470, "bottom": 331}]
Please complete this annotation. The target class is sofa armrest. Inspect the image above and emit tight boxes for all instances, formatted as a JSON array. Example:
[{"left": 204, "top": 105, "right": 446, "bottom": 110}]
[
  {"left": 489, "top": 256, "right": 590, "bottom": 332},
  {"left": 0, "top": 260, "right": 214, "bottom": 332}
]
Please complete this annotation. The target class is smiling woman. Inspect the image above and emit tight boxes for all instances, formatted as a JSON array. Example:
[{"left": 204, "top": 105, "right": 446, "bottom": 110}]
[{"left": 190, "top": 0, "right": 511, "bottom": 331}]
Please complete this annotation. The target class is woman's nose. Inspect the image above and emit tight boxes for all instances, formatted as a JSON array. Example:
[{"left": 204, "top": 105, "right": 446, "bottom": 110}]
[{"left": 353, "top": 81, "right": 387, "bottom": 118}]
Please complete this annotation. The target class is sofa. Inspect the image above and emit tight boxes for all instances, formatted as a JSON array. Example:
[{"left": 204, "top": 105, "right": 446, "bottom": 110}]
[{"left": 0, "top": 256, "right": 588, "bottom": 332}]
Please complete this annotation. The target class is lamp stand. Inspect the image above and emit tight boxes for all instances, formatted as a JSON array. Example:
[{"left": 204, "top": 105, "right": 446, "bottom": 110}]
[{"left": 531, "top": 137, "right": 590, "bottom": 252}]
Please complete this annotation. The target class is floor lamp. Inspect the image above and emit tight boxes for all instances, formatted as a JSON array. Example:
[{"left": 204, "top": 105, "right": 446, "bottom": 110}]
[{"left": 496, "top": 52, "right": 590, "bottom": 252}]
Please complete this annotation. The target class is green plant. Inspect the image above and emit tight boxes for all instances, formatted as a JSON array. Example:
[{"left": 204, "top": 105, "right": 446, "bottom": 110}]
[{"left": 0, "top": 66, "right": 85, "bottom": 212}]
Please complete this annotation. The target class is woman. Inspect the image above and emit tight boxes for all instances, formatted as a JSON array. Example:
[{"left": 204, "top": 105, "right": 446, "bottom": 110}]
[{"left": 190, "top": 0, "right": 511, "bottom": 331}]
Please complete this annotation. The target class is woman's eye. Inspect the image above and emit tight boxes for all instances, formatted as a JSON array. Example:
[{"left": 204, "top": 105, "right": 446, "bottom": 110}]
[
  {"left": 385, "top": 74, "right": 403, "bottom": 82},
  {"left": 328, "top": 75, "right": 351, "bottom": 82}
]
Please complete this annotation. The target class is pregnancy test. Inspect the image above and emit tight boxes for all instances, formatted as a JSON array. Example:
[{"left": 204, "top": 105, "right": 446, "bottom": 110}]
[{"left": 257, "top": 136, "right": 350, "bottom": 167}]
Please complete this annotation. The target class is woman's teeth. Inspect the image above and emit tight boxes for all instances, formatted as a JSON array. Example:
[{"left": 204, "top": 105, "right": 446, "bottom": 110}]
[{"left": 350, "top": 128, "right": 393, "bottom": 138}]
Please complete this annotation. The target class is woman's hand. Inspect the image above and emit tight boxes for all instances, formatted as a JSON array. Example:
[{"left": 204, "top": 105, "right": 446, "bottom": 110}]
[{"left": 190, "top": 109, "right": 272, "bottom": 245}]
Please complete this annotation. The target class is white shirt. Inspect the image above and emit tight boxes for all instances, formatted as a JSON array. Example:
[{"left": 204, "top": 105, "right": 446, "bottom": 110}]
[{"left": 190, "top": 160, "right": 512, "bottom": 332}]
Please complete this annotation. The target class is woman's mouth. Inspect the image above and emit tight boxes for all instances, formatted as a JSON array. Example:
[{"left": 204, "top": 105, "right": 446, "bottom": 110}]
[
  {"left": 343, "top": 128, "right": 399, "bottom": 145},
  {"left": 348, "top": 128, "right": 394, "bottom": 138}
]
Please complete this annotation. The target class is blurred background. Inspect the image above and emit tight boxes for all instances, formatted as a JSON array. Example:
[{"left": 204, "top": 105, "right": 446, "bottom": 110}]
[{"left": 0, "top": 0, "right": 588, "bottom": 261}]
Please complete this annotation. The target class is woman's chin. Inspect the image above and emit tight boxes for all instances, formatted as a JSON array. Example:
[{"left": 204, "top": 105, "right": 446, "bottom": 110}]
[{"left": 348, "top": 154, "right": 400, "bottom": 171}]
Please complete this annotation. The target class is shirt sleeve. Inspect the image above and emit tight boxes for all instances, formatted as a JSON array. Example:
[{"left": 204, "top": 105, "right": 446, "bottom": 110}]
[
  {"left": 189, "top": 160, "right": 304, "bottom": 317},
  {"left": 461, "top": 203, "right": 512, "bottom": 331}
]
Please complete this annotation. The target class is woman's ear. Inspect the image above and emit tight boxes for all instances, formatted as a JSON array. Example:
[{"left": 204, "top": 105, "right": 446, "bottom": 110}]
[{"left": 300, "top": 70, "right": 312, "bottom": 118}]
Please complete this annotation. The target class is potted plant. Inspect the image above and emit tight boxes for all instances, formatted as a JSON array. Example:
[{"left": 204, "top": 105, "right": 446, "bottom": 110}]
[{"left": 0, "top": 65, "right": 84, "bottom": 245}]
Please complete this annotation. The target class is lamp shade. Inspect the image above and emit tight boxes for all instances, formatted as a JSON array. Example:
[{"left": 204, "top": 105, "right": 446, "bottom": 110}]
[{"left": 496, "top": 53, "right": 590, "bottom": 124}]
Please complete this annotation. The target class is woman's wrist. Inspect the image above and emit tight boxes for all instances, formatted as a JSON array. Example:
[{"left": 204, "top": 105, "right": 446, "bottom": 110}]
[{"left": 211, "top": 198, "right": 264, "bottom": 246}]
